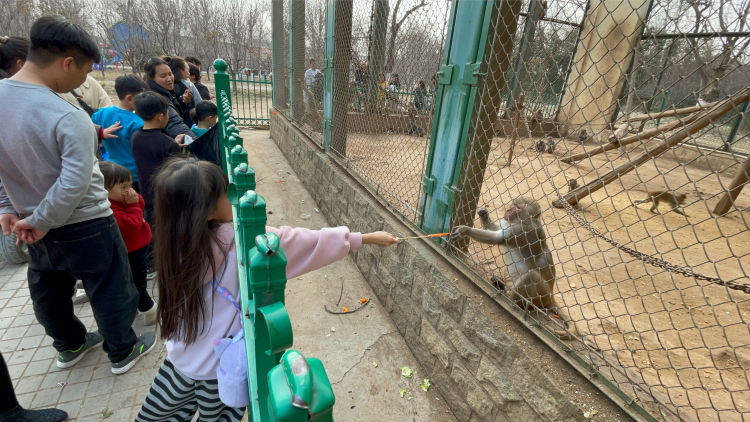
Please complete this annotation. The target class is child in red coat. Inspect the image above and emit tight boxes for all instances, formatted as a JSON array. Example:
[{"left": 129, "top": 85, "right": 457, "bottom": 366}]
[{"left": 100, "top": 161, "right": 156, "bottom": 325}]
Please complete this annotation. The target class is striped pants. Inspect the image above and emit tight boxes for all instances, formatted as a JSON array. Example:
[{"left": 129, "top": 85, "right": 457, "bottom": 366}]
[{"left": 135, "top": 359, "right": 245, "bottom": 422}]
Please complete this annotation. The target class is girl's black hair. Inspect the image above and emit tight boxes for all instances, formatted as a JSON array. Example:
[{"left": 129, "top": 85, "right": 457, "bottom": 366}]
[
  {"left": 152, "top": 157, "right": 229, "bottom": 344},
  {"left": 144, "top": 57, "right": 169, "bottom": 80},
  {"left": 188, "top": 63, "right": 201, "bottom": 80},
  {"left": 99, "top": 161, "right": 133, "bottom": 190},
  {"left": 0, "top": 36, "right": 29, "bottom": 73}
]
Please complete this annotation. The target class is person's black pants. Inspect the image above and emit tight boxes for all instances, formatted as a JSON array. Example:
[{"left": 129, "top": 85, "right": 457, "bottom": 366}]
[
  {"left": 0, "top": 352, "right": 18, "bottom": 413},
  {"left": 27, "top": 215, "right": 139, "bottom": 363},
  {"left": 129, "top": 246, "right": 154, "bottom": 312}
]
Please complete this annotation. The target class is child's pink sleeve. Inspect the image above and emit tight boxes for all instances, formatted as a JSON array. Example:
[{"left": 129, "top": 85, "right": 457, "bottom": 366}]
[{"left": 266, "top": 226, "right": 363, "bottom": 279}]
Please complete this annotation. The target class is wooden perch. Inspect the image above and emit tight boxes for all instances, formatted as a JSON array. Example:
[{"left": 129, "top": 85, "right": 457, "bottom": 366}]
[
  {"left": 553, "top": 84, "right": 750, "bottom": 208},
  {"left": 712, "top": 156, "right": 750, "bottom": 216},
  {"left": 625, "top": 101, "right": 717, "bottom": 123},
  {"left": 561, "top": 111, "right": 702, "bottom": 164}
]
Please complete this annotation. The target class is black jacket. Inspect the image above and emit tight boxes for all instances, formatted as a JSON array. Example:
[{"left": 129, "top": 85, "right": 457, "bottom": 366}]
[{"left": 147, "top": 80, "right": 193, "bottom": 138}]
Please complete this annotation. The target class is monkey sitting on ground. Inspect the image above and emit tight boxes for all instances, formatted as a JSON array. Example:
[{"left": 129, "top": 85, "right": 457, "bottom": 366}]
[
  {"left": 534, "top": 137, "right": 556, "bottom": 154},
  {"left": 452, "top": 198, "right": 558, "bottom": 312},
  {"left": 634, "top": 191, "right": 688, "bottom": 216},
  {"left": 567, "top": 179, "right": 579, "bottom": 192},
  {"left": 577, "top": 129, "right": 590, "bottom": 144}
]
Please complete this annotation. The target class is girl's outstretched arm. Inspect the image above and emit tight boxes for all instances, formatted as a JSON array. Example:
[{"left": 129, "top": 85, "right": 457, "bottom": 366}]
[{"left": 266, "top": 226, "right": 397, "bottom": 279}]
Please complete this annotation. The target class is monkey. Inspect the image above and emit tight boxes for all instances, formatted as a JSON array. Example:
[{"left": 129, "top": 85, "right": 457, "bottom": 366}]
[
  {"left": 534, "top": 137, "right": 556, "bottom": 154},
  {"left": 577, "top": 129, "right": 590, "bottom": 144},
  {"left": 452, "top": 198, "right": 558, "bottom": 312},
  {"left": 634, "top": 191, "right": 688, "bottom": 216},
  {"left": 567, "top": 179, "right": 579, "bottom": 192}
]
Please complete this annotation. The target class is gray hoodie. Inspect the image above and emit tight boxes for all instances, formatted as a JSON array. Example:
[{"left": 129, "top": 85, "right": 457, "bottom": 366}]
[{"left": 0, "top": 79, "right": 111, "bottom": 232}]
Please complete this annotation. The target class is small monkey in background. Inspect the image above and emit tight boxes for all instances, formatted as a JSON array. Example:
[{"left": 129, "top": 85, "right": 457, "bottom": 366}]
[
  {"left": 634, "top": 191, "right": 688, "bottom": 216},
  {"left": 577, "top": 129, "right": 590, "bottom": 144},
  {"left": 452, "top": 198, "right": 558, "bottom": 311},
  {"left": 567, "top": 179, "right": 579, "bottom": 192}
]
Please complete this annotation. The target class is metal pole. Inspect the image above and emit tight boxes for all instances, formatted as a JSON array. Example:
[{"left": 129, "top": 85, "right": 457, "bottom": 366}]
[
  {"left": 329, "top": 0, "right": 353, "bottom": 155},
  {"left": 506, "top": 0, "right": 543, "bottom": 109},
  {"left": 289, "top": 0, "right": 305, "bottom": 121}
]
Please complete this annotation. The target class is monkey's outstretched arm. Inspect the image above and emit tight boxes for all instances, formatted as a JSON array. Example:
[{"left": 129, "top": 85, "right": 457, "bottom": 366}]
[{"left": 452, "top": 225, "right": 510, "bottom": 245}]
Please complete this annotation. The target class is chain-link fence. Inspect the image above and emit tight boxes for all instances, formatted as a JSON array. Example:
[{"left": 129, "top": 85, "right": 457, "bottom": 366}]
[
  {"left": 327, "top": 0, "right": 450, "bottom": 223},
  {"left": 275, "top": 1, "right": 750, "bottom": 420}
]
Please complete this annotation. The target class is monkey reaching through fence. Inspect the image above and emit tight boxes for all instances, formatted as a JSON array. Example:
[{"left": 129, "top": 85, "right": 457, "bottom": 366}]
[
  {"left": 634, "top": 191, "right": 689, "bottom": 216},
  {"left": 452, "top": 198, "right": 558, "bottom": 312}
]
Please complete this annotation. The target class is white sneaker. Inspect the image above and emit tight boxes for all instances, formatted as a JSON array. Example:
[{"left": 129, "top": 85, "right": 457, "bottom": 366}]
[
  {"left": 72, "top": 288, "right": 89, "bottom": 304},
  {"left": 146, "top": 271, "right": 156, "bottom": 281},
  {"left": 140, "top": 303, "right": 157, "bottom": 326}
]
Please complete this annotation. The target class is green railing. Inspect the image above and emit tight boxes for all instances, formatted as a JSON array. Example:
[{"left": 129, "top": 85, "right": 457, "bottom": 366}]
[
  {"left": 213, "top": 59, "right": 335, "bottom": 422},
  {"left": 229, "top": 73, "right": 273, "bottom": 127}
]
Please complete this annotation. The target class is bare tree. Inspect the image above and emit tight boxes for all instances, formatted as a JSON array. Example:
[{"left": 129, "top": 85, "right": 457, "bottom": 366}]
[
  {"left": 384, "top": 0, "right": 427, "bottom": 73},
  {"left": 683, "top": 0, "right": 750, "bottom": 99}
]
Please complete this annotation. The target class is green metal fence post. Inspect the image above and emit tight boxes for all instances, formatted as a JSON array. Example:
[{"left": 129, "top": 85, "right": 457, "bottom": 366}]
[
  {"left": 725, "top": 101, "right": 748, "bottom": 152},
  {"left": 323, "top": 0, "right": 335, "bottom": 151},
  {"left": 418, "top": 0, "right": 503, "bottom": 236},
  {"left": 216, "top": 58, "right": 335, "bottom": 422},
  {"left": 214, "top": 59, "right": 232, "bottom": 173}
]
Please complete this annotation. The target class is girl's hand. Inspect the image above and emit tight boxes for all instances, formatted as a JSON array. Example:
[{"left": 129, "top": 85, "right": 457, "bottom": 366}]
[{"left": 362, "top": 231, "right": 398, "bottom": 247}]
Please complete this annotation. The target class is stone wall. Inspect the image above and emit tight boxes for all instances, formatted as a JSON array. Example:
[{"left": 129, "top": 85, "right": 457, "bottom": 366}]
[{"left": 270, "top": 113, "right": 631, "bottom": 421}]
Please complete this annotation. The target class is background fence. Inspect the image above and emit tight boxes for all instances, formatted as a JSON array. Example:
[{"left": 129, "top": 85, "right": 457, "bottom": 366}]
[{"left": 273, "top": 1, "right": 750, "bottom": 421}]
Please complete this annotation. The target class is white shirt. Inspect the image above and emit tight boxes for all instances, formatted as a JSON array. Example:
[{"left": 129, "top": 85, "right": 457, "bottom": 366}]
[{"left": 305, "top": 68, "right": 322, "bottom": 85}]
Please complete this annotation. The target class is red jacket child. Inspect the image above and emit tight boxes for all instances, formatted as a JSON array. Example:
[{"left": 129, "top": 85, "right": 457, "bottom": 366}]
[{"left": 111, "top": 194, "right": 152, "bottom": 253}]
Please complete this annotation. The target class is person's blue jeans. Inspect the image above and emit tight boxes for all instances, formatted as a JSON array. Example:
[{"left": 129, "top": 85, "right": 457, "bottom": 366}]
[{"left": 27, "top": 215, "right": 139, "bottom": 363}]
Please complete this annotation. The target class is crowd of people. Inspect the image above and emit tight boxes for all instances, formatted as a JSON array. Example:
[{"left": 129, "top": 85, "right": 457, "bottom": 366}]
[{"left": 0, "top": 16, "right": 399, "bottom": 422}]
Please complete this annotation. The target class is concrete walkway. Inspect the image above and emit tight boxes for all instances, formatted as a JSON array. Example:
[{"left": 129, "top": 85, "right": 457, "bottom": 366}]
[{"left": 0, "top": 129, "right": 454, "bottom": 421}]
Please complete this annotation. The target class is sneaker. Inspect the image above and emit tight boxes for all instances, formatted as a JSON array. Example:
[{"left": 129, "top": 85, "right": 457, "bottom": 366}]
[
  {"left": 56, "top": 331, "right": 103, "bottom": 369},
  {"left": 72, "top": 288, "right": 89, "bottom": 304},
  {"left": 111, "top": 332, "right": 156, "bottom": 375},
  {"left": 146, "top": 271, "right": 156, "bottom": 280},
  {"left": 140, "top": 303, "right": 157, "bottom": 326}
]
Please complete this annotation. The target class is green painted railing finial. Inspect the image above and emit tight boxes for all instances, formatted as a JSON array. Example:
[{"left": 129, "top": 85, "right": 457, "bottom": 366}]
[{"left": 214, "top": 58, "right": 228, "bottom": 73}]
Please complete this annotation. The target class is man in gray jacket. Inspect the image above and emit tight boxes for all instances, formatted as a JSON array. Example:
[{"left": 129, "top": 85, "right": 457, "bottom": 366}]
[{"left": 0, "top": 17, "right": 155, "bottom": 376}]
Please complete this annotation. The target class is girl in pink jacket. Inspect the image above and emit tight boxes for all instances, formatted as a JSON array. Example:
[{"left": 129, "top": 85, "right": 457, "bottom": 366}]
[{"left": 135, "top": 158, "right": 397, "bottom": 422}]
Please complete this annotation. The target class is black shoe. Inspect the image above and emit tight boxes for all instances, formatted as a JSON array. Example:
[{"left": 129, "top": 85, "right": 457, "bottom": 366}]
[
  {"left": 111, "top": 332, "right": 156, "bottom": 375},
  {"left": 0, "top": 405, "right": 67, "bottom": 422},
  {"left": 56, "top": 331, "right": 102, "bottom": 369}
]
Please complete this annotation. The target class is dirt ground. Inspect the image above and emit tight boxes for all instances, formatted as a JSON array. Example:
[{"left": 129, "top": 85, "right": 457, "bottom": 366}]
[{"left": 332, "top": 129, "right": 750, "bottom": 422}]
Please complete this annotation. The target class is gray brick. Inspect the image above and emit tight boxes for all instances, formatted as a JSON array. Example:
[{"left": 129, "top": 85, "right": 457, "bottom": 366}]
[
  {"left": 437, "top": 314, "right": 481, "bottom": 373},
  {"left": 432, "top": 367, "right": 472, "bottom": 421},
  {"left": 419, "top": 319, "right": 452, "bottom": 371},
  {"left": 461, "top": 305, "right": 516, "bottom": 362},
  {"left": 475, "top": 355, "right": 521, "bottom": 404},
  {"left": 466, "top": 383, "right": 495, "bottom": 420},
  {"left": 424, "top": 267, "right": 466, "bottom": 323}
]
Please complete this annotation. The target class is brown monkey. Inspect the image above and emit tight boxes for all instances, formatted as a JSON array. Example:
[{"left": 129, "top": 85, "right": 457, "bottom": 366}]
[
  {"left": 577, "top": 129, "right": 589, "bottom": 144},
  {"left": 567, "top": 179, "right": 579, "bottom": 192},
  {"left": 453, "top": 198, "right": 557, "bottom": 311},
  {"left": 534, "top": 137, "right": 556, "bottom": 154},
  {"left": 634, "top": 191, "right": 688, "bottom": 216}
]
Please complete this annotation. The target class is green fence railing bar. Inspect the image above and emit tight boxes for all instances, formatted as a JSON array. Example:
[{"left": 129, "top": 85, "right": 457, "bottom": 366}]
[
  {"left": 213, "top": 59, "right": 335, "bottom": 422},
  {"left": 227, "top": 73, "right": 273, "bottom": 127}
]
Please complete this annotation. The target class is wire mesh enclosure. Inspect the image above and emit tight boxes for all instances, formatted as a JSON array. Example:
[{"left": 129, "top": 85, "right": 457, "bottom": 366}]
[
  {"left": 326, "top": 0, "right": 450, "bottom": 223},
  {"left": 274, "top": 0, "right": 750, "bottom": 420}
]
